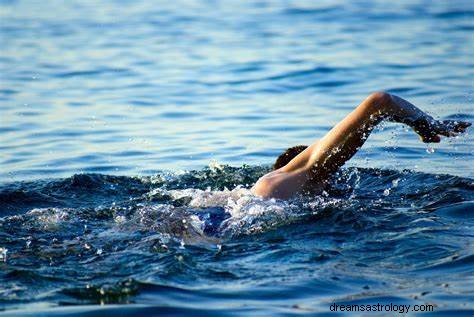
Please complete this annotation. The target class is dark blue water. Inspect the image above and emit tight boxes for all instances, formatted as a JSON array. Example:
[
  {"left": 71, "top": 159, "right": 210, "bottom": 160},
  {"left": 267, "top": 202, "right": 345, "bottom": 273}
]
[{"left": 1, "top": 0, "right": 473, "bottom": 316}]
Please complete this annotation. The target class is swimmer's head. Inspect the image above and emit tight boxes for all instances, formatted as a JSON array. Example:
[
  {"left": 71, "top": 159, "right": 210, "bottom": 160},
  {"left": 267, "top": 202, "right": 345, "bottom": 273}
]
[{"left": 273, "top": 145, "right": 308, "bottom": 170}]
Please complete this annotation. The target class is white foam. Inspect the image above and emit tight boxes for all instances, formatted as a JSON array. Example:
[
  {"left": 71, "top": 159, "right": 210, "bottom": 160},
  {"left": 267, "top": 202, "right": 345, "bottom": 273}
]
[
  {"left": 25, "top": 208, "right": 71, "bottom": 231},
  {"left": 0, "top": 248, "right": 7, "bottom": 262},
  {"left": 167, "top": 186, "right": 252, "bottom": 208}
]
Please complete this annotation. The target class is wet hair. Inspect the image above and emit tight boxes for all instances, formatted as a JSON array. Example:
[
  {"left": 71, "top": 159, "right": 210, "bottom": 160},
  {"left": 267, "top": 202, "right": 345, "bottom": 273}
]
[{"left": 273, "top": 145, "right": 308, "bottom": 170}]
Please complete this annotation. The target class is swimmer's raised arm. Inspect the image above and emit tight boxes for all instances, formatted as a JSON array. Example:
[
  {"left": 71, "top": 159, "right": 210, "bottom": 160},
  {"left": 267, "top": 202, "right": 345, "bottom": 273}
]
[{"left": 252, "top": 92, "right": 470, "bottom": 199}]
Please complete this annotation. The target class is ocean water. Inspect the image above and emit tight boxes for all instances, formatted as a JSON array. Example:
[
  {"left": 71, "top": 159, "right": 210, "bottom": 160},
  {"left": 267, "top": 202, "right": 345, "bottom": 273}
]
[{"left": 0, "top": 0, "right": 473, "bottom": 316}]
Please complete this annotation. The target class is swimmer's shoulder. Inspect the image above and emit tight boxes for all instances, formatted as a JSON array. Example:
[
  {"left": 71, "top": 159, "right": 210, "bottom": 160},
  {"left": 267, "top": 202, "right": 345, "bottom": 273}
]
[{"left": 251, "top": 169, "right": 307, "bottom": 200}]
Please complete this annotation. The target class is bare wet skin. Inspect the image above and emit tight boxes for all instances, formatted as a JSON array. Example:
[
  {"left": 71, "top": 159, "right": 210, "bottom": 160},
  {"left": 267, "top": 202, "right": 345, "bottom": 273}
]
[
  {"left": 413, "top": 117, "right": 471, "bottom": 143},
  {"left": 1, "top": 0, "right": 473, "bottom": 315}
]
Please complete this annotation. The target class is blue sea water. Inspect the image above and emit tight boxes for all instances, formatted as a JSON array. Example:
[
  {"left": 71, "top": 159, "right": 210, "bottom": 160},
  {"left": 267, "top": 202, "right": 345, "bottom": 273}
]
[{"left": 0, "top": 0, "right": 473, "bottom": 316}]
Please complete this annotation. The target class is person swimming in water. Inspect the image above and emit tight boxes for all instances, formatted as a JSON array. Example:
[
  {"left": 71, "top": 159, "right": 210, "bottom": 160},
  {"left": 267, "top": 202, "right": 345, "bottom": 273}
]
[{"left": 251, "top": 92, "right": 471, "bottom": 199}]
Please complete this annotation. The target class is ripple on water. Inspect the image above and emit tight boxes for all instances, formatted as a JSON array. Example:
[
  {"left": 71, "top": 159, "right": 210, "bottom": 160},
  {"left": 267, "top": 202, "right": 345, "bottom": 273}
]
[
  {"left": 0, "top": 166, "right": 472, "bottom": 313},
  {"left": 1, "top": 0, "right": 473, "bottom": 314}
]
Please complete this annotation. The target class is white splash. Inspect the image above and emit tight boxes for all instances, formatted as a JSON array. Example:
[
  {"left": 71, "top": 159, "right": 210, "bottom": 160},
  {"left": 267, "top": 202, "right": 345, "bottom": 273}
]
[
  {"left": 167, "top": 186, "right": 252, "bottom": 208},
  {"left": 25, "top": 208, "right": 71, "bottom": 231},
  {"left": 161, "top": 186, "right": 300, "bottom": 236},
  {"left": 0, "top": 248, "right": 7, "bottom": 262},
  {"left": 208, "top": 160, "right": 224, "bottom": 172}
]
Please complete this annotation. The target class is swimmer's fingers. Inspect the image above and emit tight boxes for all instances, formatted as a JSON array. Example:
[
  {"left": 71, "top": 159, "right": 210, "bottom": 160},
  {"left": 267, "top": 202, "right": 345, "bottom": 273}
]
[
  {"left": 413, "top": 118, "right": 470, "bottom": 142},
  {"left": 452, "top": 121, "right": 471, "bottom": 133},
  {"left": 442, "top": 120, "right": 471, "bottom": 133},
  {"left": 433, "top": 129, "right": 459, "bottom": 139}
]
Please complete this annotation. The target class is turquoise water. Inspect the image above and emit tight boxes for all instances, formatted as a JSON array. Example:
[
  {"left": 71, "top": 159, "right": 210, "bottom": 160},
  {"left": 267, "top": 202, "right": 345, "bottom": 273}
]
[{"left": 1, "top": 0, "right": 473, "bottom": 316}]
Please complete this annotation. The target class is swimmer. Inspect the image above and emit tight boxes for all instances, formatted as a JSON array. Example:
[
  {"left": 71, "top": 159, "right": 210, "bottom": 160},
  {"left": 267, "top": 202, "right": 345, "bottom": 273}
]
[{"left": 252, "top": 92, "right": 471, "bottom": 199}]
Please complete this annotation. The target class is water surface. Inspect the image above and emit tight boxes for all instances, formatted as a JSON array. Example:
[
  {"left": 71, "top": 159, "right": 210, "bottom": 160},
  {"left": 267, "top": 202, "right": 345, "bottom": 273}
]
[{"left": 0, "top": 0, "right": 473, "bottom": 315}]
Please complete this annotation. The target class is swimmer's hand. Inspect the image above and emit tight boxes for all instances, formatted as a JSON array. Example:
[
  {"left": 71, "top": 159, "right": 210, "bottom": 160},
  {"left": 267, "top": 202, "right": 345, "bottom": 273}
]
[{"left": 413, "top": 118, "right": 471, "bottom": 143}]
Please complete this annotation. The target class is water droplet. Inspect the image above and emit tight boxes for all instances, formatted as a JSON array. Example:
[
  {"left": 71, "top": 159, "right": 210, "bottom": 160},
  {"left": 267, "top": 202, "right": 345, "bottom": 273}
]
[
  {"left": 392, "top": 179, "right": 399, "bottom": 187},
  {"left": 115, "top": 215, "right": 126, "bottom": 223},
  {"left": 96, "top": 248, "right": 103, "bottom": 255},
  {"left": 426, "top": 146, "right": 435, "bottom": 154},
  {"left": 383, "top": 188, "right": 390, "bottom": 196},
  {"left": 0, "top": 248, "right": 7, "bottom": 262}
]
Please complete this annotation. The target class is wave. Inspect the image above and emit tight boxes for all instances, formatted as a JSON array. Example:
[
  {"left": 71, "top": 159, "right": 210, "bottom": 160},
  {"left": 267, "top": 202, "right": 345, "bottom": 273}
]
[
  {"left": 1, "top": 165, "right": 472, "bottom": 309},
  {"left": 1, "top": 165, "right": 472, "bottom": 240}
]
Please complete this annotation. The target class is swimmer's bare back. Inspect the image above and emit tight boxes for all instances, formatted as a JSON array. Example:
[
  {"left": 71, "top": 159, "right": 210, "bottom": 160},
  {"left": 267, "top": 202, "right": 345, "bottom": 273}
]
[{"left": 251, "top": 92, "right": 471, "bottom": 200}]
